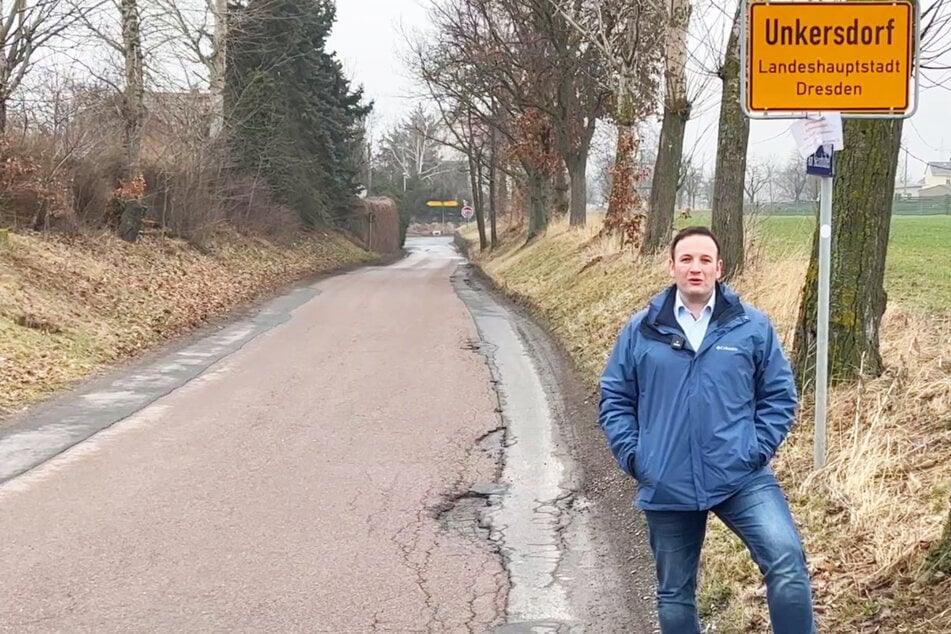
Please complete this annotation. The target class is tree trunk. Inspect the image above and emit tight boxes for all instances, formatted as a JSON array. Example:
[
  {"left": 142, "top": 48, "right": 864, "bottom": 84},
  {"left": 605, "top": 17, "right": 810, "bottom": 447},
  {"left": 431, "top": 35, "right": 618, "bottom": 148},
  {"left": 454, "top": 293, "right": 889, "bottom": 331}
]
[
  {"left": 209, "top": 0, "right": 228, "bottom": 139},
  {"left": 526, "top": 170, "right": 549, "bottom": 242},
  {"left": 499, "top": 171, "right": 509, "bottom": 226},
  {"left": 711, "top": 1, "right": 749, "bottom": 279},
  {"left": 476, "top": 161, "right": 488, "bottom": 250},
  {"left": 644, "top": 105, "right": 689, "bottom": 253},
  {"left": 468, "top": 151, "right": 488, "bottom": 251},
  {"left": 121, "top": 0, "right": 145, "bottom": 179},
  {"left": 488, "top": 134, "right": 499, "bottom": 248},
  {"left": 567, "top": 156, "right": 587, "bottom": 228},
  {"left": 643, "top": 0, "right": 692, "bottom": 255},
  {"left": 553, "top": 168, "right": 569, "bottom": 218},
  {"left": 793, "top": 118, "right": 902, "bottom": 383},
  {"left": 0, "top": 95, "right": 7, "bottom": 134},
  {"left": 119, "top": 0, "right": 146, "bottom": 243},
  {"left": 605, "top": 120, "right": 639, "bottom": 223}
]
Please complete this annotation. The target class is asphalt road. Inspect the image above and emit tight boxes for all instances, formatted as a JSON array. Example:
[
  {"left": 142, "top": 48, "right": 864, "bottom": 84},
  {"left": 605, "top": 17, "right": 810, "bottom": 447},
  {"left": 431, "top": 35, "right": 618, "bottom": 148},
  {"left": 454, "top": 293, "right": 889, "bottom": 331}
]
[{"left": 0, "top": 237, "right": 656, "bottom": 633}]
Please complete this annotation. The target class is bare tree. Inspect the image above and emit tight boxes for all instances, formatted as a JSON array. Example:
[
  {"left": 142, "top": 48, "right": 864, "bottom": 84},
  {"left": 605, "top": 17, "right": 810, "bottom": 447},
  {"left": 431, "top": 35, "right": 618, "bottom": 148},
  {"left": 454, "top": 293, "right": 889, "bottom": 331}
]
[
  {"left": 381, "top": 105, "right": 449, "bottom": 191},
  {"left": 549, "top": 0, "right": 666, "bottom": 243},
  {"left": 411, "top": 0, "right": 564, "bottom": 243},
  {"left": 589, "top": 120, "right": 617, "bottom": 206},
  {"left": 0, "top": 0, "right": 85, "bottom": 132},
  {"left": 679, "top": 158, "right": 703, "bottom": 210},
  {"left": 762, "top": 157, "right": 776, "bottom": 203},
  {"left": 711, "top": 0, "right": 749, "bottom": 278},
  {"left": 120, "top": 0, "right": 144, "bottom": 176},
  {"left": 541, "top": 1, "right": 612, "bottom": 227},
  {"left": 702, "top": 170, "right": 715, "bottom": 209},
  {"left": 150, "top": 0, "right": 228, "bottom": 138},
  {"left": 643, "top": 0, "right": 691, "bottom": 254},
  {"left": 743, "top": 159, "right": 769, "bottom": 207},
  {"left": 777, "top": 153, "right": 808, "bottom": 203}
]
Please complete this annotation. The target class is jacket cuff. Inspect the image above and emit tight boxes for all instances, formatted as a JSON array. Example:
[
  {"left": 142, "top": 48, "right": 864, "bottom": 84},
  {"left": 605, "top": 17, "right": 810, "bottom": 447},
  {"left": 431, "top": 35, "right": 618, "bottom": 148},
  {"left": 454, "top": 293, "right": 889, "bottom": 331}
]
[{"left": 626, "top": 453, "right": 637, "bottom": 477}]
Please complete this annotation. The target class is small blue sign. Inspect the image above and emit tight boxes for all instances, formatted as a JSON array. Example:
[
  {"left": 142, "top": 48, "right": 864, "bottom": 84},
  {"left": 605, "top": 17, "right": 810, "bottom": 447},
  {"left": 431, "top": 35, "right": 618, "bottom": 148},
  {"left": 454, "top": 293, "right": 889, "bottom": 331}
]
[{"left": 806, "top": 144, "right": 835, "bottom": 177}]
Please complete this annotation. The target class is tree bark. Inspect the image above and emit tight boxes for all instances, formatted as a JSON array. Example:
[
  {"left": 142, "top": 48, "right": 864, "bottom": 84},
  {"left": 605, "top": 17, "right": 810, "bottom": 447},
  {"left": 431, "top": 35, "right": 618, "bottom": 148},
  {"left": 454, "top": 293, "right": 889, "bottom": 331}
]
[
  {"left": 499, "top": 170, "right": 509, "bottom": 226},
  {"left": 793, "top": 118, "right": 902, "bottom": 383},
  {"left": 209, "top": 0, "right": 228, "bottom": 139},
  {"left": 605, "top": 120, "right": 639, "bottom": 224},
  {"left": 488, "top": 129, "right": 499, "bottom": 248},
  {"left": 118, "top": 0, "right": 146, "bottom": 243},
  {"left": 567, "top": 156, "right": 587, "bottom": 228},
  {"left": 644, "top": 104, "right": 689, "bottom": 253},
  {"left": 643, "top": 0, "right": 692, "bottom": 255},
  {"left": 711, "top": 1, "right": 749, "bottom": 279},
  {"left": 468, "top": 150, "right": 488, "bottom": 250},
  {"left": 526, "top": 170, "right": 549, "bottom": 242},
  {"left": 553, "top": 168, "right": 569, "bottom": 217},
  {"left": 121, "top": 0, "right": 145, "bottom": 178}
]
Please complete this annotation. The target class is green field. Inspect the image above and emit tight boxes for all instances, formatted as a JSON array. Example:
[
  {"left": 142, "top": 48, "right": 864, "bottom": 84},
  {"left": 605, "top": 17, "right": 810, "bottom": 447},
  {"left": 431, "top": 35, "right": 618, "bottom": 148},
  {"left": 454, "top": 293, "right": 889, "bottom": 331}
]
[{"left": 675, "top": 213, "right": 951, "bottom": 314}]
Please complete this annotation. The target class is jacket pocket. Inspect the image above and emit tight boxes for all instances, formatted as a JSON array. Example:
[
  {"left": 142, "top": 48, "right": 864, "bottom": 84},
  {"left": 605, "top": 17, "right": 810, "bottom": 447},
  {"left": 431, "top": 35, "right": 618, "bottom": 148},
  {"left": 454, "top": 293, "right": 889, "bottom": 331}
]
[{"left": 633, "top": 444, "right": 658, "bottom": 487}]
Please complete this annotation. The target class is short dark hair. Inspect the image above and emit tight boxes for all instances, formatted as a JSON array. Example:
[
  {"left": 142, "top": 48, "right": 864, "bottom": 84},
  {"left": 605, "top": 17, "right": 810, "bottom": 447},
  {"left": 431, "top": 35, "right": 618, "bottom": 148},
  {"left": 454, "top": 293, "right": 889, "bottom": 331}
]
[{"left": 670, "top": 226, "right": 721, "bottom": 259}]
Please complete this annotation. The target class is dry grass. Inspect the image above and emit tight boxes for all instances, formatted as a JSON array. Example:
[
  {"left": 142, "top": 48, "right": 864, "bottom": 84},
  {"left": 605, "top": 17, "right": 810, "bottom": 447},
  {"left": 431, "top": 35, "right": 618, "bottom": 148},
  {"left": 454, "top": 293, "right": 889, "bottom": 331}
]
[
  {"left": 0, "top": 227, "right": 376, "bottom": 420},
  {"left": 461, "top": 216, "right": 951, "bottom": 633}
]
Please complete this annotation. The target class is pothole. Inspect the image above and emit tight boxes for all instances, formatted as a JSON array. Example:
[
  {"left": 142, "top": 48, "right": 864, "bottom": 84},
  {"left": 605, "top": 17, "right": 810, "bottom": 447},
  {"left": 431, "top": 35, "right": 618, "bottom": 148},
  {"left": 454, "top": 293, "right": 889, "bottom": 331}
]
[
  {"left": 478, "top": 427, "right": 505, "bottom": 461},
  {"left": 463, "top": 339, "right": 482, "bottom": 352},
  {"left": 431, "top": 483, "right": 506, "bottom": 542}
]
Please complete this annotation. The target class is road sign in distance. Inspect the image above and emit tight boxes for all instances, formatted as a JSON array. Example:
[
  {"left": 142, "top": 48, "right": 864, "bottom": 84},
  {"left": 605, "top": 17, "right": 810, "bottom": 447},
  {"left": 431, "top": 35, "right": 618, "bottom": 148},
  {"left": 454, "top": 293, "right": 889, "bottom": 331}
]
[{"left": 745, "top": 0, "right": 915, "bottom": 115}]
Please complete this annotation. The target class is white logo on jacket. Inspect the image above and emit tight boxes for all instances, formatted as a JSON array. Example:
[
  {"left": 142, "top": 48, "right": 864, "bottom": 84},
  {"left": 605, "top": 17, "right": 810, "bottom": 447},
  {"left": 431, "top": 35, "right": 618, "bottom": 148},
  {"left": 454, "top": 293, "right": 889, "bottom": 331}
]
[{"left": 716, "top": 345, "right": 740, "bottom": 352}]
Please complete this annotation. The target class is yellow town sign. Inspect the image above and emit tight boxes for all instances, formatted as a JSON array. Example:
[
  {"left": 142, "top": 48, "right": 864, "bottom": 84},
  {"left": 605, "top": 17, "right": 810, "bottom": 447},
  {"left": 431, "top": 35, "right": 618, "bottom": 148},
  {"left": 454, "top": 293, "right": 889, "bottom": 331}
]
[{"left": 745, "top": 0, "right": 915, "bottom": 115}]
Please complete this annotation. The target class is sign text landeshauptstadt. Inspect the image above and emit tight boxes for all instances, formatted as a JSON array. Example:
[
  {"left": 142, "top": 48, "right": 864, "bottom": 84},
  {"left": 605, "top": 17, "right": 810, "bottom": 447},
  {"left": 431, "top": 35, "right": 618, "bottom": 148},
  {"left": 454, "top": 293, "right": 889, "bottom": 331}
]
[{"left": 747, "top": 1, "right": 914, "bottom": 113}]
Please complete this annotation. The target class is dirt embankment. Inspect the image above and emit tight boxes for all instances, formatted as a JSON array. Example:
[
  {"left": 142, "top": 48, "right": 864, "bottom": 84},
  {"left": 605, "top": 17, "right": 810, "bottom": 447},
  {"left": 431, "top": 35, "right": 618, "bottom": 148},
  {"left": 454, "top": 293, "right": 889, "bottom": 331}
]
[
  {"left": 0, "top": 228, "right": 377, "bottom": 420},
  {"left": 457, "top": 219, "right": 951, "bottom": 634}
]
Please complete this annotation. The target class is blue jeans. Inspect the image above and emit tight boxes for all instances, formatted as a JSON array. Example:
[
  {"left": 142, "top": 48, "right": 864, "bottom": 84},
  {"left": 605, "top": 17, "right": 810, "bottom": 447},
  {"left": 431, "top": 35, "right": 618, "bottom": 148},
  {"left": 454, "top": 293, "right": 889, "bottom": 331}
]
[{"left": 644, "top": 475, "right": 815, "bottom": 634}]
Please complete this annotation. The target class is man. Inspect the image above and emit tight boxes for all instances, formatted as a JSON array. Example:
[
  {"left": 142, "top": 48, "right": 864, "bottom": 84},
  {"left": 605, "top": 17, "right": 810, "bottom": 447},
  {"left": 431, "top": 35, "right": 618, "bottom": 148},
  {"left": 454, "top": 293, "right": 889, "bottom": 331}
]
[{"left": 599, "top": 226, "right": 815, "bottom": 634}]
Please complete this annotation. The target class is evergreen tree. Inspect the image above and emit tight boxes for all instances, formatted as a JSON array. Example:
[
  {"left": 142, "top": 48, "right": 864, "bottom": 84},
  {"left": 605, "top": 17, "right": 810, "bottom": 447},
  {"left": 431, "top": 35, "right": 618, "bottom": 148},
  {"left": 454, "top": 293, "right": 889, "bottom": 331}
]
[{"left": 226, "top": 0, "right": 371, "bottom": 226}]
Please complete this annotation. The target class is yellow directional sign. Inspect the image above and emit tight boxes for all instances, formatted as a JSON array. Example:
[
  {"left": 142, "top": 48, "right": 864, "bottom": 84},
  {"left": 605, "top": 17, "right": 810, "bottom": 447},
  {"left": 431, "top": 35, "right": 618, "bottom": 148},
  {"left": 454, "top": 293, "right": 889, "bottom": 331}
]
[
  {"left": 425, "top": 201, "right": 460, "bottom": 207},
  {"left": 745, "top": 0, "right": 915, "bottom": 115}
]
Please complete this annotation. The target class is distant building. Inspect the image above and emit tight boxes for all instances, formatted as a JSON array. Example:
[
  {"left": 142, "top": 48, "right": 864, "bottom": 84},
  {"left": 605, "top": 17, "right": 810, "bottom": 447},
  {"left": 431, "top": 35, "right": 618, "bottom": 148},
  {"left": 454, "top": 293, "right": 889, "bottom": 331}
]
[
  {"left": 924, "top": 160, "right": 951, "bottom": 188},
  {"left": 894, "top": 179, "right": 924, "bottom": 199},
  {"left": 895, "top": 159, "right": 951, "bottom": 199},
  {"left": 72, "top": 88, "right": 212, "bottom": 164},
  {"left": 919, "top": 183, "right": 951, "bottom": 198}
]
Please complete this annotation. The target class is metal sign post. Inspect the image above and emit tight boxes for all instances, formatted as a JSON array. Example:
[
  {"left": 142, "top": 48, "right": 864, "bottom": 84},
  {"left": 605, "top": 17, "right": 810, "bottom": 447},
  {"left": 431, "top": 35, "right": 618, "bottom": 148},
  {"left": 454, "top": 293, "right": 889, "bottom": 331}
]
[
  {"left": 741, "top": 0, "right": 920, "bottom": 470},
  {"left": 807, "top": 145, "right": 835, "bottom": 469},
  {"left": 425, "top": 200, "right": 460, "bottom": 227}
]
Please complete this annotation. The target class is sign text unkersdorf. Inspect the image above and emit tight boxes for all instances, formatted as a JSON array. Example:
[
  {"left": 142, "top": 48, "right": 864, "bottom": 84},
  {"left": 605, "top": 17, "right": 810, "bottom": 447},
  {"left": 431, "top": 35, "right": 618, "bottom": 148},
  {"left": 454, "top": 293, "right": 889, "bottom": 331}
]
[{"left": 746, "top": 1, "right": 914, "bottom": 113}]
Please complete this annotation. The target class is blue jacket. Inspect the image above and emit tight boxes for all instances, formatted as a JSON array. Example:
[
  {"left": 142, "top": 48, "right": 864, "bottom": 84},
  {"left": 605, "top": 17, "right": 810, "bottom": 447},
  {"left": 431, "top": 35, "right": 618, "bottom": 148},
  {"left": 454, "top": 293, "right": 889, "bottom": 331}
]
[{"left": 599, "top": 283, "right": 797, "bottom": 511}]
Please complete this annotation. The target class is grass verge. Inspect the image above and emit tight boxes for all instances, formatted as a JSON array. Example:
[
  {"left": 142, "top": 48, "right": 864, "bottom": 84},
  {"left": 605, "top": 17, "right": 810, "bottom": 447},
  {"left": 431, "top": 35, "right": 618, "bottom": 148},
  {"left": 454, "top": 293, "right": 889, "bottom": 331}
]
[
  {"left": 459, "top": 215, "right": 951, "bottom": 632},
  {"left": 0, "top": 227, "right": 377, "bottom": 420}
]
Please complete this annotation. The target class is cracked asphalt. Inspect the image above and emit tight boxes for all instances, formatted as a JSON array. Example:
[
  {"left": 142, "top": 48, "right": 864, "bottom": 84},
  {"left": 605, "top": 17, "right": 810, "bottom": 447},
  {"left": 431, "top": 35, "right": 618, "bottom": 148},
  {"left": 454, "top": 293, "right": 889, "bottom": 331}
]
[
  {"left": 0, "top": 239, "right": 506, "bottom": 632},
  {"left": 0, "top": 237, "right": 657, "bottom": 633}
]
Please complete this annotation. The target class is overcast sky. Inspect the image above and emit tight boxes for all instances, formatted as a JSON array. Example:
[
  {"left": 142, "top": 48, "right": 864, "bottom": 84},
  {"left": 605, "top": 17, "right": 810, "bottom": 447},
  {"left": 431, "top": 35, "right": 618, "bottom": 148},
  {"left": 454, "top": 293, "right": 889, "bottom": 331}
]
[{"left": 329, "top": 0, "right": 951, "bottom": 181}]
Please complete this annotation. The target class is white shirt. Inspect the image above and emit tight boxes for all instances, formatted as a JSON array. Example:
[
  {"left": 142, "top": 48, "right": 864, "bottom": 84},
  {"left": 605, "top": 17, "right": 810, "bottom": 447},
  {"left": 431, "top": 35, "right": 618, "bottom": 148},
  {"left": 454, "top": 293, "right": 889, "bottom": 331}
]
[{"left": 675, "top": 290, "right": 716, "bottom": 352}]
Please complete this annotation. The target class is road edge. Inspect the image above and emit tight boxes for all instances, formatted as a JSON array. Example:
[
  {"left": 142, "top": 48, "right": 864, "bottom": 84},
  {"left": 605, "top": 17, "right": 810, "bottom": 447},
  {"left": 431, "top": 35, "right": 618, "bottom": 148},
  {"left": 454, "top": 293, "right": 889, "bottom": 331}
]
[{"left": 452, "top": 234, "right": 658, "bottom": 632}]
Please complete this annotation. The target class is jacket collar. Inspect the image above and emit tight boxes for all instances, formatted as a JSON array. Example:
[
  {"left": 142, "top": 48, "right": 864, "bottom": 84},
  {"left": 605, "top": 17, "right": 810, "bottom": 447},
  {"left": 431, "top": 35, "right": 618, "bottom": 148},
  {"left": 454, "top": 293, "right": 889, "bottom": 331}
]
[{"left": 648, "top": 282, "right": 744, "bottom": 332}]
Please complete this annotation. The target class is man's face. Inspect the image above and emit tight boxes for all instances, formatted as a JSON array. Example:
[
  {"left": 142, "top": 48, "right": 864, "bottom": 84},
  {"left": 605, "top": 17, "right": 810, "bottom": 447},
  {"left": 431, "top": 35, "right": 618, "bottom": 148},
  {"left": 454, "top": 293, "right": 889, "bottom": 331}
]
[{"left": 668, "top": 235, "right": 723, "bottom": 302}]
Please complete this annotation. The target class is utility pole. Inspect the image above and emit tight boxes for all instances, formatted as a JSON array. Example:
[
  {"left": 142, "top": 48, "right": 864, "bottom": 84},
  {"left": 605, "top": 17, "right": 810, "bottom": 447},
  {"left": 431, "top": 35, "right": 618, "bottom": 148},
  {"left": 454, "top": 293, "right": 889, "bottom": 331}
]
[{"left": 903, "top": 145, "right": 908, "bottom": 193}]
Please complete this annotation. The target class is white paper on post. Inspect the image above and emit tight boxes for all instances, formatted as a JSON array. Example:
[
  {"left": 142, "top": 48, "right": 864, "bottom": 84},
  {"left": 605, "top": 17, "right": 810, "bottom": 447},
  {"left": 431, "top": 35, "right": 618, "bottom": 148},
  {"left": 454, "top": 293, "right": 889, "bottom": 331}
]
[{"left": 791, "top": 114, "right": 844, "bottom": 158}]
